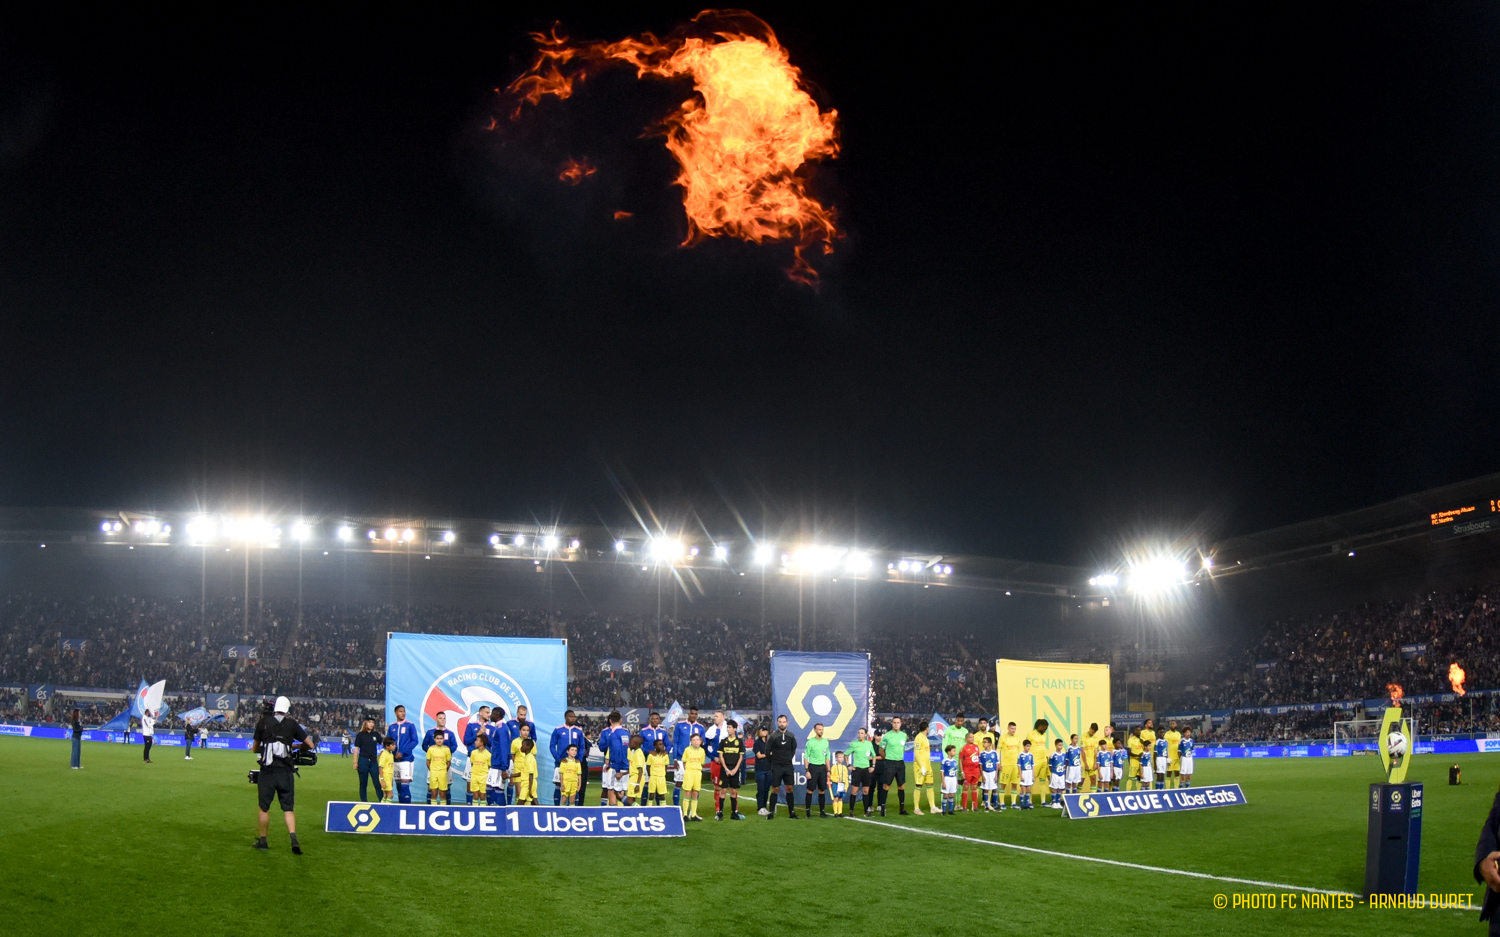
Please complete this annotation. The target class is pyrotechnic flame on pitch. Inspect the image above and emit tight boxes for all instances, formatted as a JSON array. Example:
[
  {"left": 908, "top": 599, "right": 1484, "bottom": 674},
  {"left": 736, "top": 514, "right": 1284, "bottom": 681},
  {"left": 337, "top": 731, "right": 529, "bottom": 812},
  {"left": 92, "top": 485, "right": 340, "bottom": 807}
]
[
  {"left": 1450, "top": 663, "right": 1467, "bottom": 697},
  {"left": 506, "top": 10, "right": 841, "bottom": 284},
  {"left": 558, "top": 157, "right": 597, "bottom": 185},
  {"left": 1387, "top": 683, "right": 1404, "bottom": 707}
]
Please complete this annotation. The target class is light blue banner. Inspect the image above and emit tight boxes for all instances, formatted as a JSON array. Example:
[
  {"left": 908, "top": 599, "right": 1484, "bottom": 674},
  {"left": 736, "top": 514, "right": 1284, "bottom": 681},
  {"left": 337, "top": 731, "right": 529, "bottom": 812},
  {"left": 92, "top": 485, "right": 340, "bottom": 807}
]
[
  {"left": 1064, "top": 783, "right": 1247, "bottom": 819},
  {"left": 324, "top": 802, "right": 684, "bottom": 837},
  {"left": 385, "top": 633, "right": 567, "bottom": 795}
]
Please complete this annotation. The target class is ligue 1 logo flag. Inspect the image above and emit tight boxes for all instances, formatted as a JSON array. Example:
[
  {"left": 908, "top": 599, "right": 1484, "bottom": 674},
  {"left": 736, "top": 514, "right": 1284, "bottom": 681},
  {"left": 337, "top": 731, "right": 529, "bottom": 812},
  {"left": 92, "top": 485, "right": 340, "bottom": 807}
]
[
  {"left": 386, "top": 633, "right": 567, "bottom": 794},
  {"left": 769, "top": 650, "right": 871, "bottom": 792}
]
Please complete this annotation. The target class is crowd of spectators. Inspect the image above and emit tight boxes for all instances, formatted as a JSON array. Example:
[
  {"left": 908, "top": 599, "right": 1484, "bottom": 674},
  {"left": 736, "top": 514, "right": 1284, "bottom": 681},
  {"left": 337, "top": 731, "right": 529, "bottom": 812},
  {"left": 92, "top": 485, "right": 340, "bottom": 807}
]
[{"left": 1174, "top": 583, "right": 1500, "bottom": 712}]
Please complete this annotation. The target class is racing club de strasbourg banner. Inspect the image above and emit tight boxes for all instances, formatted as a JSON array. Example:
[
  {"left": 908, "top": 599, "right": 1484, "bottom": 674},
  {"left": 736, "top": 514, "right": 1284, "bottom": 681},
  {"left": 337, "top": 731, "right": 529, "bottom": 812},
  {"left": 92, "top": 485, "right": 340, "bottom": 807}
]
[
  {"left": 995, "top": 659, "right": 1111, "bottom": 749},
  {"left": 769, "top": 651, "right": 871, "bottom": 795},
  {"left": 386, "top": 633, "right": 567, "bottom": 795}
]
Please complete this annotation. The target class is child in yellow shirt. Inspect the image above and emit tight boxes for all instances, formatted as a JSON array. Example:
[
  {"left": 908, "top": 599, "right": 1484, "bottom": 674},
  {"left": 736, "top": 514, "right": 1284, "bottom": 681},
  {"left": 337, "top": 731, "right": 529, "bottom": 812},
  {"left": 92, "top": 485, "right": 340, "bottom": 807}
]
[
  {"left": 627, "top": 735, "right": 646, "bottom": 806},
  {"left": 468, "top": 734, "right": 491, "bottom": 805},
  {"left": 427, "top": 739, "right": 452, "bottom": 805},
  {"left": 512, "top": 738, "right": 538, "bottom": 804},
  {"left": 560, "top": 744, "right": 583, "bottom": 806},
  {"left": 646, "top": 740, "right": 671, "bottom": 806},
  {"left": 680, "top": 734, "right": 706, "bottom": 821},
  {"left": 829, "top": 752, "right": 850, "bottom": 816},
  {"left": 378, "top": 737, "right": 396, "bottom": 803}
]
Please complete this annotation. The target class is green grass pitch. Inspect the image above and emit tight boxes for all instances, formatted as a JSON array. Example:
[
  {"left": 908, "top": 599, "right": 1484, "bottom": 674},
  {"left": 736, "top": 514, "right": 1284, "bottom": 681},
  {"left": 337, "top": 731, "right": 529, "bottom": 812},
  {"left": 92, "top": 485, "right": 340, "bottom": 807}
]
[{"left": 2, "top": 737, "right": 1493, "bottom": 936}]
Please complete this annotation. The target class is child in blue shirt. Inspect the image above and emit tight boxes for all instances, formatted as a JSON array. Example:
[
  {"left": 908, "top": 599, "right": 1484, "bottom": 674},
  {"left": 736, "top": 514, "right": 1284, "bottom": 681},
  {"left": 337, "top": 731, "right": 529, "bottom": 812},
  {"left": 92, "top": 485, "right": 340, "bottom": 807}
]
[
  {"left": 1017, "top": 743, "right": 1036, "bottom": 809},
  {"left": 1047, "top": 740, "right": 1067, "bottom": 807},
  {"left": 940, "top": 745, "right": 959, "bottom": 814}
]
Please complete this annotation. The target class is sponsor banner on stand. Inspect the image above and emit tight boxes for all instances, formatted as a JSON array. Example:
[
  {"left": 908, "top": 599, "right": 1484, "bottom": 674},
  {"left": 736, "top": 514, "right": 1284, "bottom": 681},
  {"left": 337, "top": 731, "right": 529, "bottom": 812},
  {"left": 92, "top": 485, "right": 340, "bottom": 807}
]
[{"left": 325, "top": 802, "right": 685, "bottom": 837}]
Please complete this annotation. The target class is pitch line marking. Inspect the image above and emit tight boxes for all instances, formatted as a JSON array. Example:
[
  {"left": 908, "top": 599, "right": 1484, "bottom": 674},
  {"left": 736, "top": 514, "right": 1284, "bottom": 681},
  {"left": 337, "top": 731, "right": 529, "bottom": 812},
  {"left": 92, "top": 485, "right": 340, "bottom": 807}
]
[{"left": 847, "top": 817, "right": 1357, "bottom": 896}]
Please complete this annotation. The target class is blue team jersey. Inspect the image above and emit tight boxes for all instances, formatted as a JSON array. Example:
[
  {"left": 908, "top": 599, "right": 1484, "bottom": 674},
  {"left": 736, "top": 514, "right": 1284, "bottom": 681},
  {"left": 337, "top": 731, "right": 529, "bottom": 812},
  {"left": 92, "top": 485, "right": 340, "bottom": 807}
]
[
  {"left": 1114, "top": 748, "right": 1128, "bottom": 768},
  {"left": 639, "top": 726, "right": 669, "bottom": 757},
  {"left": 1048, "top": 751, "right": 1065, "bottom": 775},
  {"left": 940, "top": 757, "right": 958, "bottom": 778},
  {"left": 1065, "top": 745, "right": 1081, "bottom": 767},
  {"left": 1181, "top": 738, "right": 1194, "bottom": 756},
  {"left": 1154, "top": 738, "right": 1168, "bottom": 758},
  {"left": 603, "top": 726, "right": 632, "bottom": 769},
  {"left": 1139, "top": 748, "right": 1150, "bottom": 766},
  {"left": 979, "top": 750, "right": 999, "bottom": 772},
  {"left": 1018, "top": 751, "right": 1034, "bottom": 772}
]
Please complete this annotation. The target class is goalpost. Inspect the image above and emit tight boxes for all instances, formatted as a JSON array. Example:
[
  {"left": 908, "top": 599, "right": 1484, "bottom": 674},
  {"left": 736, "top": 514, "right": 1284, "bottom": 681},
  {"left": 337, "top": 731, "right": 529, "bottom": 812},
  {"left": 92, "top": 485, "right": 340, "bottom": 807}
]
[{"left": 1333, "top": 713, "right": 1418, "bottom": 756}]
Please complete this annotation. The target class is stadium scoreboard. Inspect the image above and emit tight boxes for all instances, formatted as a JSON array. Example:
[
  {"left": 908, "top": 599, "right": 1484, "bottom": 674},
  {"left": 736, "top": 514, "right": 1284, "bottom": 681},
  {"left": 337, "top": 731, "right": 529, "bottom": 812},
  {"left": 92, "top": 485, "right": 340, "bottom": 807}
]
[{"left": 1429, "top": 500, "right": 1500, "bottom": 540}]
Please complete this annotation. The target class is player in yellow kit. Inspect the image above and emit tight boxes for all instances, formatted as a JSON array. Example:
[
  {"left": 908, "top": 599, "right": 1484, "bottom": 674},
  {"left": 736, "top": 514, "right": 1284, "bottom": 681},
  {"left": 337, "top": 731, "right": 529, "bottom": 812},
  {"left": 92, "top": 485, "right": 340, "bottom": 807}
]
[
  {"left": 1126, "top": 728, "right": 1144, "bottom": 790},
  {"left": 646, "top": 739, "right": 671, "bottom": 805},
  {"left": 512, "top": 738, "right": 538, "bottom": 804},
  {"left": 627, "top": 734, "right": 646, "bottom": 805},
  {"left": 560, "top": 743, "right": 583, "bottom": 806},
  {"left": 829, "top": 752, "right": 850, "bottom": 816},
  {"left": 427, "top": 737, "right": 452, "bottom": 804},
  {"left": 911, "top": 719, "right": 935, "bottom": 815},
  {"left": 1082, "top": 723, "right": 1100, "bottom": 791},
  {"left": 998, "top": 721, "right": 1022, "bottom": 808},
  {"left": 680, "top": 734, "right": 706, "bottom": 820},
  {"left": 378, "top": 736, "right": 396, "bottom": 803},
  {"left": 1164, "top": 720, "right": 1183, "bottom": 789},
  {"left": 1025, "top": 719, "right": 1050, "bottom": 803},
  {"left": 973, "top": 718, "right": 997, "bottom": 754},
  {"left": 467, "top": 734, "right": 491, "bottom": 805}
]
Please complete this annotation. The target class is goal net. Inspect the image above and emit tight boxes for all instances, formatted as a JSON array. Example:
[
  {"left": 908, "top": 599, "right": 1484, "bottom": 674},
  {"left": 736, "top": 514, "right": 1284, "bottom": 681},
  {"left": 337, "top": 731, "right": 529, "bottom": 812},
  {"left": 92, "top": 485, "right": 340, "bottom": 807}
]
[{"left": 1333, "top": 714, "right": 1418, "bottom": 756}]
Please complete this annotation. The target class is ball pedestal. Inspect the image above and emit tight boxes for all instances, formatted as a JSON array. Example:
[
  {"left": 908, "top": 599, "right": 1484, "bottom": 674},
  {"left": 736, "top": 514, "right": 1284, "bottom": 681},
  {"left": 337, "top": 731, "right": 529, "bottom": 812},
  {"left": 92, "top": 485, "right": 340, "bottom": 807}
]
[{"left": 1364, "top": 782, "right": 1422, "bottom": 897}]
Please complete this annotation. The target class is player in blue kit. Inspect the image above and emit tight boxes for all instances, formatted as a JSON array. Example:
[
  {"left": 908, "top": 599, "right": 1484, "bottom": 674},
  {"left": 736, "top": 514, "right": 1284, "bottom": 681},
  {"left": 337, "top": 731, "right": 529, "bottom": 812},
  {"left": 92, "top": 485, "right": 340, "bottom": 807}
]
[
  {"left": 940, "top": 746, "right": 959, "bottom": 814},
  {"left": 1017, "top": 742, "right": 1036, "bottom": 809},
  {"left": 1152, "top": 735, "right": 1169, "bottom": 790},
  {"left": 1065, "top": 734, "right": 1083, "bottom": 794},
  {"left": 978, "top": 741, "right": 1000, "bottom": 810},
  {"left": 1115, "top": 744, "right": 1129, "bottom": 792},
  {"left": 599, "top": 711, "right": 633, "bottom": 806},
  {"left": 1179, "top": 728, "right": 1195, "bottom": 788},
  {"left": 1047, "top": 739, "right": 1067, "bottom": 807}
]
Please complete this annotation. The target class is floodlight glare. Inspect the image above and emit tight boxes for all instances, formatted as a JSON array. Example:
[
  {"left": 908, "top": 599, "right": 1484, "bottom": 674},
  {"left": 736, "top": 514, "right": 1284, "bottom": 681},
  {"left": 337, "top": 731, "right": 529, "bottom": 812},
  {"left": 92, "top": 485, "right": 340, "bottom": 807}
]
[
  {"left": 753, "top": 545, "right": 772, "bottom": 565},
  {"left": 898, "top": 560, "right": 910, "bottom": 572},
  {"left": 367, "top": 529, "right": 377, "bottom": 540},
  {"left": 401, "top": 529, "right": 414, "bottom": 542},
  {"left": 384, "top": 528, "right": 397, "bottom": 541},
  {"left": 689, "top": 546, "right": 699, "bottom": 557},
  {"left": 101, "top": 521, "right": 112, "bottom": 533},
  {"left": 570, "top": 539, "right": 580, "bottom": 550},
  {"left": 292, "top": 522, "right": 309, "bottom": 541},
  {"left": 513, "top": 534, "right": 525, "bottom": 547},
  {"left": 713, "top": 545, "right": 729, "bottom": 560},
  {"left": 845, "top": 552, "right": 872, "bottom": 573},
  {"left": 614, "top": 540, "right": 626, "bottom": 552},
  {"left": 338, "top": 526, "right": 352, "bottom": 541},
  {"left": 489, "top": 534, "right": 500, "bottom": 545},
  {"left": 1126, "top": 556, "right": 1187, "bottom": 595},
  {"left": 1089, "top": 573, "right": 1120, "bottom": 588},
  {"left": 443, "top": 531, "right": 456, "bottom": 543},
  {"left": 543, "top": 534, "right": 559, "bottom": 550}
]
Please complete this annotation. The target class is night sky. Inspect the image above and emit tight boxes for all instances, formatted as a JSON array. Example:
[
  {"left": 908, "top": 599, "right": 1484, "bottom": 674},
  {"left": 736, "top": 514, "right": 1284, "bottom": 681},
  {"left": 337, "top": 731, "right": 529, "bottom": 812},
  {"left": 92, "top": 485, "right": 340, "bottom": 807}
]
[{"left": 2, "top": 5, "right": 1498, "bottom": 565}]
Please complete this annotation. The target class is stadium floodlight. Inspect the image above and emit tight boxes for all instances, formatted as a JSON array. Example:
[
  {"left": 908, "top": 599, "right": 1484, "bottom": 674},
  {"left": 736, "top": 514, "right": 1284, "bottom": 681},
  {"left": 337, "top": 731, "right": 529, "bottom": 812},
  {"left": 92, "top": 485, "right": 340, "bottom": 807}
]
[
  {"left": 543, "top": 534, "right": 559, "bottom": 550},
  {"left": 753, "top": 544, "right": 773, "bottom": 565},
  {"left": 443, "top": 531, "right": 456, "bottom": 543},
  {"left": 292, "top": 522, "right": 310, "bottom": 541},
  {"left": 713, "top": 544, "right": 729, "bottom": 561},
  {"left": 898, "top": 560, "right": 910, "bottom": 572},
  {"left": 689, "top": 545, "right": 699, "bottom": 557},
  {"left": 513, "top": 534, "right": 525, "bottom": 547},
  {"left": 489, "top": 534, "right": 500, "bottom": 546},
  {"left": 1089, "top": 573, "right": 1120, "bottom": 588},
  {"left": 384, "top": 528, "right": 397, "bottom": 541},
  {"left": 570, "top": 539, "right": 580, "bottom": 550},
  {"left": 614, "top": 540, "right": 626, "bottom": 552},
  {"left": 1201, "top": 557, "right": 1213, "bottom": 569},
  {"left": 649, "top": 537, "right": 684, "bottom": 562},
  {"left": 338, "top": 526, "right": 352, "bottom": 541},
  {"left": 101, "top": 521, "right": 113, "bottom": 533},
  {"left": 1126, "top": 555, "right": 1187, "bottom": 595},
  {"left": 367, "top": 529, "right": 377, "bottom": 540},
  {"left": 401, "top": 529, "right": 414, "bottom": 542},
  {"left": 161, "top": 523, "right": 170, "bottom": 535},
  {"left": 845, "top": 552, "right": 872, "bottom": 573}
]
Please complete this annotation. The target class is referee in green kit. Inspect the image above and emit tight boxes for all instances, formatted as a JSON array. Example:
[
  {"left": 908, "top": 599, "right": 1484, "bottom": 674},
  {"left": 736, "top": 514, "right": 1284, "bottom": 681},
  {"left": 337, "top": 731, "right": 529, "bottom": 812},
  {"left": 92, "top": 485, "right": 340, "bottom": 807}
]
[{"left": 802, "top": 723, "right": 831, "bottom": 817}]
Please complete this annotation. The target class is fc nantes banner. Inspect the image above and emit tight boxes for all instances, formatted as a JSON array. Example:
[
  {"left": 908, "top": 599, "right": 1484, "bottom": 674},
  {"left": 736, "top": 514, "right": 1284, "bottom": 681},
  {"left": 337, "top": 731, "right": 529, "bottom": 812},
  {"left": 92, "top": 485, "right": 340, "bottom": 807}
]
[
  {"left": 386, "top": 633, "right": 567, "bottom": 798},
  {"left": 995, "top": 659, "right": 1111, "bottom": 749},
  {"left": 770, "top": 651, "right": 871, "bottom": 795}
]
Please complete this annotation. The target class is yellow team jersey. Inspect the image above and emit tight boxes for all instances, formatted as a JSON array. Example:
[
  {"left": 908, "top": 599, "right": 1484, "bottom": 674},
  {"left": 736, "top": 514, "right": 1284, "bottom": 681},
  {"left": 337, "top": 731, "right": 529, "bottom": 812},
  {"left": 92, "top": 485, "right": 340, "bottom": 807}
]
[
  {"left": 913, "top": 739, "right": 932, "bottom": 767},
  {"left": 681, "top": 746, "right": 706, "bottom": 789},
  {"left": 646, "top": 751, "right": 671, "bottom": 781},
  {"left": 1139, "top": 728, "right": 1156, "bottom": 751},
  {"left": 427, "top": 746, "right": 452, "bottom": 789},
  {"left": 629, "top": 747, "right": 646, "bottom": 779},
  {"left": 1082, "top": 732, "right": 1099, "bottom": 768},
  {"left": 1025, "top": 732, "right": 1049, "bottom": 772},
  {"left": 512, "top": 750, "right": 537, "bottom": 778},
  {"left": 469, "top": 748, "right": 491, "bottom": 792},
  {"left": 830, "top": 763, "right": 849, "bottom": 786},
  {"left": 998, "top": 733, "right": 1022, "bottom": 767},
  {"left": 511, "top": 736, "right": 532, "bottom": 760},
  {"left": 560, "top": 758, "right": 582, "bottom": 792},
  {"left": 973, "top": 730, "right": 997, "bottom": 753},
  {"left": 1127, "top": 736, "right": 1144, "bottom": 758},
  {"left": 378, "top": 749, "right": 395, "bottom": 786}
]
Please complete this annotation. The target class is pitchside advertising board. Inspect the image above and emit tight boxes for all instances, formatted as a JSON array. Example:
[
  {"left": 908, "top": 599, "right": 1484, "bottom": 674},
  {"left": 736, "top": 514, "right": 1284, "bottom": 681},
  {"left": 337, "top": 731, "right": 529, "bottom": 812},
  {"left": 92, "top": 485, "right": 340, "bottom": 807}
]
[
  {"left": 326, "top": 802, "right": 684, "bottom": 838},
  {"left": 995, "top": 659, "right": 1111, "bottom": 748},
  {"left": 1063, "top": 783, "right": 1248, "bottom": 819},
  {"left": 385, "top": 633, "right": 567, "bottom": 794},
  {"left": 768, "top": 651, "right": 871, "bottom": 796}
]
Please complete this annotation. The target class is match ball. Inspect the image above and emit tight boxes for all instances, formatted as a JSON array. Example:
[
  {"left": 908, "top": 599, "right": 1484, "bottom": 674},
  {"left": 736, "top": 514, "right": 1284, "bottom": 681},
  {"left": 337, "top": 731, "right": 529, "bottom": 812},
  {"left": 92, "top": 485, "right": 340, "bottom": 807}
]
[{"left": 1387, "top": 731, "right": 1407, "bottom": 758}]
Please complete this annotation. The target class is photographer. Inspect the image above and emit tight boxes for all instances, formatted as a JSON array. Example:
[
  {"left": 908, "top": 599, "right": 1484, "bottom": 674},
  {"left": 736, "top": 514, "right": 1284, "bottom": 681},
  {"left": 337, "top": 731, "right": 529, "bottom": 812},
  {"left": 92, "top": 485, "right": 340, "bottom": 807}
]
[{"left": 252, "top": 696, "right": 312, "bottom": 854}]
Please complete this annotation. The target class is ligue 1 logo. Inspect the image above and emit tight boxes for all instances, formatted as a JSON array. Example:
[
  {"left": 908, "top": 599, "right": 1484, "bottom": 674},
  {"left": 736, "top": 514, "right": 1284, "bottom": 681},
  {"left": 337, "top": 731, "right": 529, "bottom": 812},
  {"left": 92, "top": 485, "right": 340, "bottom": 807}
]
[
  {"left": 785, "top": 670, "right": 857, "bottom": 737},
  {"left": 346, "top": 803, "right": 381, "bottom": 833},
  {"left": 421, "top": 665, "right": 532, "bottom": 763}
]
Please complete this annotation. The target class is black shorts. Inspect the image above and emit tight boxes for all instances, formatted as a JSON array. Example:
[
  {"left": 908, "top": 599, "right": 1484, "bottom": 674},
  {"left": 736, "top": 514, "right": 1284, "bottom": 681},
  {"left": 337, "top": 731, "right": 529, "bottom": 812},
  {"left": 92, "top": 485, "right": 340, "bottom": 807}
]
[
  {"left": 880, "top": 760, "right": 906, "bottom": 785},
  {"left": 769, "top": 764, "right": 795, "bottom": 788},
  {"left": 850, "top": 766, "right": 872, "bottom": 789},
  {"left": 257, "top": 766, "right": 295, "bottom": 812},
  {"left": 720, "top": 765, "right": 744, "bottom": 788},
  {"left": 806, "top": 763, "right": 829, "bottom": 793}
]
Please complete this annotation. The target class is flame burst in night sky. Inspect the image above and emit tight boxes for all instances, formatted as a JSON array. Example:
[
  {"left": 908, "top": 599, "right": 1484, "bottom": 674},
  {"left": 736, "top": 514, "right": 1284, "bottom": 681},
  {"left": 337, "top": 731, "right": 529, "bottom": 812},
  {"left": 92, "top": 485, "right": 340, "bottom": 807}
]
[
  {"left": 507, "top": 10, "right": 841, "bottom": 284},
  {"left": 1449, "top": 662, "right": 1466, "bottom": 696}
]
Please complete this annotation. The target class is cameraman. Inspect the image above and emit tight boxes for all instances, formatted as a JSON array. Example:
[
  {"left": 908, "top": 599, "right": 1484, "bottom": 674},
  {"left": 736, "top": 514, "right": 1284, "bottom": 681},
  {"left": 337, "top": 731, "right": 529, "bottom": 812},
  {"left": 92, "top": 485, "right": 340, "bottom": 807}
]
[{"left": 252, "top": 696, "right": 312, "bottom": 854}]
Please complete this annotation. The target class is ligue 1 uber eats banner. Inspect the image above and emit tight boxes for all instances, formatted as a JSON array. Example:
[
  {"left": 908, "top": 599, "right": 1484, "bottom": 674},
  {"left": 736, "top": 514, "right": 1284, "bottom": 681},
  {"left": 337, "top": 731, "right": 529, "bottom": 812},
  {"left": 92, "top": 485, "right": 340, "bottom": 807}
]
[
  {"left": 769, "top": 651, "right": 871, "bottom": 796},
  {"left": 327, "top": 802, "right": 685, "bottom": 838},
  {"left": 995, "top": 660, "right": 1111, "bottom": 749},
  {"left": 385, "top": 633, "right": 567, "bottom": 796}
]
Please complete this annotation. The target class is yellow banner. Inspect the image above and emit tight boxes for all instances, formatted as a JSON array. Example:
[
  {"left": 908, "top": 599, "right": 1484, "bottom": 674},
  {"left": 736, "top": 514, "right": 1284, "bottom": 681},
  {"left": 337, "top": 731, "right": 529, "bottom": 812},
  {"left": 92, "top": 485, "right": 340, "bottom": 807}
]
[{"left": 995, "top": 659, "right": 1112, "bottom": 750}]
